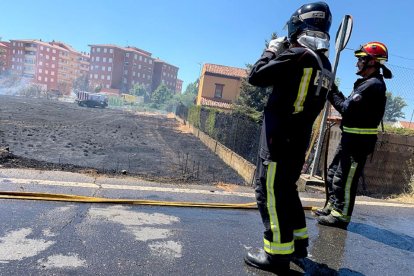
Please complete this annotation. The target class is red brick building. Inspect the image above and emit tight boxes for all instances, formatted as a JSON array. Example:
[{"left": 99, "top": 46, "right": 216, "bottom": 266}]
[
  {"left": 88, "top": 44, "right": 154, "bottom": 93},
  {"left": 10, "top": 39, "right": 60, "bottom": 91},
  {"left": 175, "top": 79, "right": 183, "bottom": 94},
  {"left": 9, "top": 39, "right": 89, "bottom": 94},
  {"left": 0, "top": 41, "right": 12, "bottom": 73},
  {"left": 151, "top": 59, "right": 179, "bottom": 93}
]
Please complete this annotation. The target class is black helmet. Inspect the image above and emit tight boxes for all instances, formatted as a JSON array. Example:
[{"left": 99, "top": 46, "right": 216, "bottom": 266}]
[{"left": 287, "top": 2, "right": 332, "bottom": 40}]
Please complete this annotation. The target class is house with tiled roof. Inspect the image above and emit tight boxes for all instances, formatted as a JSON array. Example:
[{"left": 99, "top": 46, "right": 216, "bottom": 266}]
[{"left": 196, "top": 63, "right": 248, "bottom": 110}]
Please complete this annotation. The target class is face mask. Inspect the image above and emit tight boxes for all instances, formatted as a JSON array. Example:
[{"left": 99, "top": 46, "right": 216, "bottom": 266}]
[{"left": 297, "top": 31, "right": 330, "bottom": 52}]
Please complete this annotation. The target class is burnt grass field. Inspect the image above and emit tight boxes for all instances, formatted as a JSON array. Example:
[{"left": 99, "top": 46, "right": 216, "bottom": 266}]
[{"left": 0, "top": 95, "right": 245, "bottom": 185}]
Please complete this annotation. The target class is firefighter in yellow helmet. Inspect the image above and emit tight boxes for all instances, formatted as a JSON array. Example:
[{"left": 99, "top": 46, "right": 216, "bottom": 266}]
[{"left": 315, "top": 42, "right": 392, "bottom": 229}]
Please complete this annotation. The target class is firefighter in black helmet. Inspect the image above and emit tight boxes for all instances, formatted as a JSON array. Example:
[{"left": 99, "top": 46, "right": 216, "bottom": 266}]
[
  {"left": 315, "top": 42, "right": 392, "bottom": 229},
  {"left": 244, "top": 2, "right": 333, "bottom": 273}
]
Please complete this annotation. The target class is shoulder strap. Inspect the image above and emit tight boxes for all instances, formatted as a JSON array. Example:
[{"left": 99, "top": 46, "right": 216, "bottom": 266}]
[{"left": 299, "top": 48, "right": 333, "bottom": 96}]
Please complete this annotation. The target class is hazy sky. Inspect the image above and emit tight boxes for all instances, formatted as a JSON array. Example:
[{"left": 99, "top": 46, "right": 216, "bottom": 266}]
[{"left": 1, "top": 0, "right": 413, "bottom": 117}]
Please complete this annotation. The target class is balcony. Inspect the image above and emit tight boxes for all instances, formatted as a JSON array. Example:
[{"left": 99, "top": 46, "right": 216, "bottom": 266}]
[{"left": 24, "top": 46, "right": 37, "bottom": 52}]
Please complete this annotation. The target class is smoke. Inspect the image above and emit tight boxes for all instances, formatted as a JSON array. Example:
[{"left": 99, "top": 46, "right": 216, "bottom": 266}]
[{"left": 0, "top": 74, "right": 40, "bottom": 96}]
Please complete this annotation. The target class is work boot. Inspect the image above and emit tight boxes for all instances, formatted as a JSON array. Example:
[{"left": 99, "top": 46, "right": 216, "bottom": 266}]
[
  {"left": 244, "top": 249, "right": 290, "bottom": 274},
  {"left": 313, "top": 202, "right": 333, "bottom": 217},
  {"left": 317, "top": 214, "right": 349, "bottom": 229}
]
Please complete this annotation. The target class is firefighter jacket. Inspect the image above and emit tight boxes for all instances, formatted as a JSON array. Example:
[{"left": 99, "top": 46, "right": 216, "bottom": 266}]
[
  {"left": 248, "top": 48, "right": 333, "bottom": 161},
  {"left": 328, "top": 72, "right": 387, "bottom": 155}
]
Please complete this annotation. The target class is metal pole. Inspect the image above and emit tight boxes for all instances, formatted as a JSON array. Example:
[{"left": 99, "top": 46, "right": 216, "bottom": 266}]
[{"left": 310, "top": 16, "right": 351, "bottom": 176}]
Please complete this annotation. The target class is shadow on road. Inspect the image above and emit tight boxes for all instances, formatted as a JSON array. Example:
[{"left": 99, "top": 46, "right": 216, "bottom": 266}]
[
  {"left": 348, "top": 222, "right": 414, "bottom": 253},
  {"left": 293, "top": 257, "right": 365, "bottom": 276}
]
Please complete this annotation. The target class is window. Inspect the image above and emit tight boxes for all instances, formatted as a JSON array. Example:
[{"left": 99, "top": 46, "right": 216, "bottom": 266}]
[
  {"left": 96, "top": 57, "right": 100, "bottom": 62},
  {"left": 107, "top": 75, "right": 110, "bottom": 80},
  {"left": 97, "top": 48, "right": 101, "bottom": 52},
  {"left": 104, "top": 48, "right": 107, "bottom": 53},
  {"left": 108, "top": 66, "right": 112, "bottom": 72},
  {"left": 102, "top": 66, "right": 105, "bottom": 71},
  {"left": 109, "top": 49, "right": 113, "bottom": 54},
  {"left": 39, "top": 69, "right": 42, "bottom": 73},
  {"left": 214, "top": 84, "right": 224, "bottom": 99},
  {"left": 51, "top": 78, "right": 54, "bottom": 82},
  {"left": 108, "top": 58, "right": 113, "bottom": 63},
  {"left": 103, "top": 57, "right": 107, "bottom": 62}
]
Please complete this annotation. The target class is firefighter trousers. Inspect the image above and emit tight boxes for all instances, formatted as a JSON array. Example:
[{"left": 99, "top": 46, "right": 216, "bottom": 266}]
[
  {"left": 254, "top": 155, "right": 309, "bottom": 257},
  {"left": 325, "top": 143, "right": 367, "bottom": 222}
]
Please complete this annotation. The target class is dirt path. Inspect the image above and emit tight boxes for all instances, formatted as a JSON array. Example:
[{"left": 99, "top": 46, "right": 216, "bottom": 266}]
[{"left": 0, "top": 95, "right": 246, "bottom": 185}]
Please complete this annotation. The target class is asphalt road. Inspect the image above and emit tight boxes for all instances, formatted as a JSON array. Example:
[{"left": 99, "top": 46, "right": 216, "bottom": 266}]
[{"left": 0, "top": 168, "right": 413, "bottom": 275}]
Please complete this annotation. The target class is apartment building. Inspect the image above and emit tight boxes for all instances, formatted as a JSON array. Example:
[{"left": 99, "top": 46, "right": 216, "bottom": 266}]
[
  {"left": 50, "top": 41, "right": 90, "bottom": 93},
  {"left": 88, "top": 44, "right": 154, "bottom": 93},
  {"left": 176, "top": 79, "right": 183, "bottom": 94},
  {"left": 151, "top": 59, "right": 179, "bottom": 93},
  {"left": 10, "top": 39, "right": 60, "bottom": 91},
  {"left": 0, "top": 41, "right": 12, "bottom": 73},
  {"left": 196, "top": 63, "right": 247, "bottom": 109},
  {"left": 9, "top": 39, "right": 89, "bottom": 94}
]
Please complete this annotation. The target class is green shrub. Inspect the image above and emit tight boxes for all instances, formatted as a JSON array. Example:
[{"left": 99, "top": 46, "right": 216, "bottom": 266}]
[{"left": 188, "top": 105, "right": 201, "bottom": 128}]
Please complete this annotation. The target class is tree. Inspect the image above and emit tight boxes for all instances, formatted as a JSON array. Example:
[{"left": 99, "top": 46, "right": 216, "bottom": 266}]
[
  {"left": 384, "top": 92, "right": 407, "bottom": 122},
  {"left": 73, "top": 74, "right": 91, "bottom": 92},
  {"left": 234, "top": 65, "right": 271, "bottom": 122},
  {"left": 130, "top": 83, "right": 149, "bottom": 102},
  {"left": 151, "top": 84, "right": 173, "bottom": 107},
  {"left": 184, "top": 79, "right": 198, "bottom": 95}
]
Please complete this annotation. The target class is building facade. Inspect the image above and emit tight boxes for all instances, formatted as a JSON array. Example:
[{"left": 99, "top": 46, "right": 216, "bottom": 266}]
[
  {"left": 151, "top": 59, "right": 179, "bottom": 93},
  {"left": 176, "top": 79, "right": 183, "bottom": 94},
  {"left": 9, "top": 39, "right": 89, "bottom": 94},
  {"left": 196, "top": 63, "right": 247, "bottom": 109},
  {"left": 88, "top": 44, "right": 154, "bottom": 94},
  {"left": 0, "top": 41, "right": 12, "bottom": 74}
]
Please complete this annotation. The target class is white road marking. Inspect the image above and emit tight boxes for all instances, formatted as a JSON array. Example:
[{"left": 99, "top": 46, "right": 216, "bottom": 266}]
[
  {"left": 37, "top": 253, "right": 86, "bottom": 269},
  {"left": 1, "top": 177, "right": 413, "bottom": 208},
  {"left": 0, "top": 228, "right": 55, "bottom": 263}
]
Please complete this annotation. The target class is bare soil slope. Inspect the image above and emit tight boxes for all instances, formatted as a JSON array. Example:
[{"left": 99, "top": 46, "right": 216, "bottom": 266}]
[{"left": 0, "top": 95, "right": 245, "bottom": 185}]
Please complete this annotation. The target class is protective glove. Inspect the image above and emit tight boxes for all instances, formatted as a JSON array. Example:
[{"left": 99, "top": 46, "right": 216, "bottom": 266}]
[
  {"left": 327, "top": 83, "right": 345, "bottom": 104},
  {"left": 266, "top": 36, "right": 289, "bottom": 56}
]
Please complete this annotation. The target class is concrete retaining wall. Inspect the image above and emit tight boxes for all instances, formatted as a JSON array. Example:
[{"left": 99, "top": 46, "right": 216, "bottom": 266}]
[
  {"left": 364, "top": 133, "right": 414, "bottom": 194},
  {"left": 175, "top": 116, "right": 256, "bottom": 185}
]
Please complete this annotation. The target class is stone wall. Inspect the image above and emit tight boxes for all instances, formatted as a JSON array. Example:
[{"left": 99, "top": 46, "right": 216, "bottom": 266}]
[{"left": 364, "top": 133, "right": 414, "bottom": 195}]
